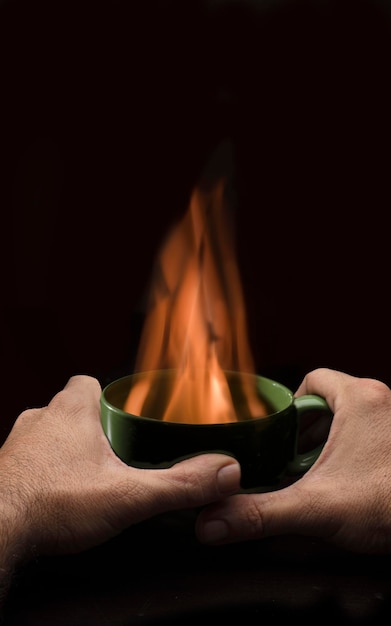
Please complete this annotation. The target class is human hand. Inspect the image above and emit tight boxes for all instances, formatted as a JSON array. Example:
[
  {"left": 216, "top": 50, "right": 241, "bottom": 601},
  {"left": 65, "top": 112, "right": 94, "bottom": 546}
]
[
  {"left": 0, "top": 376, "right": 240, "bottom": 572},
  {"left": 196, "top": 368, "right": 391, "bottom": 554}
]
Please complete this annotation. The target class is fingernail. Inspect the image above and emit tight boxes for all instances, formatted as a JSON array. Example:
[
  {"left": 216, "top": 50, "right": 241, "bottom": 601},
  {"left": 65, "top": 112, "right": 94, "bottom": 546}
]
[
  {"left": 201, "top": 519, "right": 229, "bottom": 544},
  {"left": 217, "top": 462, "right": 241, "bottom": 494}
]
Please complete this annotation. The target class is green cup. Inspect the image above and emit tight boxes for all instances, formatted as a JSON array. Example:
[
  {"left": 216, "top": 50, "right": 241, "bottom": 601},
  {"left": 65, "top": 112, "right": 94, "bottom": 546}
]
[{"left": 100, "top": 370, "right": 332, "bottom": 490}]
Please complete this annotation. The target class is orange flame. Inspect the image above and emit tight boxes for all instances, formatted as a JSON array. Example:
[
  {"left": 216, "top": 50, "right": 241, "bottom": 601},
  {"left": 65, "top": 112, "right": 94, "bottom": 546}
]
[{"left": 124, "top": 176, "right": 268, "bottom": 423}]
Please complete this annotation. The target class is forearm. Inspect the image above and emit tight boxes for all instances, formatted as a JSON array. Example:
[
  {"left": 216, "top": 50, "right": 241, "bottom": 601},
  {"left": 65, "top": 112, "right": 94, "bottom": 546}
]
[
  {"left": 0, "top": 540, "right": 17, "bottom": 609},
  {"left": 0, "top": 516, "right": 24, "bottom": 608},
  {"left": 0, "top": 467, "right": 32, "bottom": 609}
]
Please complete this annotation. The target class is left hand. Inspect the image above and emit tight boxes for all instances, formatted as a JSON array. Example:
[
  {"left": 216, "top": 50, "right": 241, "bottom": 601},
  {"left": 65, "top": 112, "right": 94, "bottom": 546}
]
[{"left": 0, "top": 375, "right": 241, "bottom": 561}]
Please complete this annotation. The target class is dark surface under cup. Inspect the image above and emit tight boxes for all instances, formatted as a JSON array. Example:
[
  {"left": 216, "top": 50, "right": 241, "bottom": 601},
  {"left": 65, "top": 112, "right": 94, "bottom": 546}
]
[{"left": 101, "top": 370, "right": 331, "bottom": 490}]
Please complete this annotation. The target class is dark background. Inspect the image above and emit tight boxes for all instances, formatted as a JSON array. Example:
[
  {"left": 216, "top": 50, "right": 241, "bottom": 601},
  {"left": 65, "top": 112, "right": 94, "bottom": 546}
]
[
  {"left": 1, "top": 2, "right": 391, "bottom": 624},
  {"left": 1, "top": 0, "right": 391, "bottom": 443}
]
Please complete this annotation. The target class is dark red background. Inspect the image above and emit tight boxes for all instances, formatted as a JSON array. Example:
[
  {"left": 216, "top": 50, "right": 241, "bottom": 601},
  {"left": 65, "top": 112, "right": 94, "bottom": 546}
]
[{"left": 1, "top": 0, "right": 391, "bottom": 444}]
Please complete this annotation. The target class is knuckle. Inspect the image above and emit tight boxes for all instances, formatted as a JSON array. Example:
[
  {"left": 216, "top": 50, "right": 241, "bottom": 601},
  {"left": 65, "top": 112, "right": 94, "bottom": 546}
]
[
  {"left": 360, "top": 378, "right": 391, "bottom": 402},
  {"left": 241, "top": 497, "right": 266, "bottom": 538}
]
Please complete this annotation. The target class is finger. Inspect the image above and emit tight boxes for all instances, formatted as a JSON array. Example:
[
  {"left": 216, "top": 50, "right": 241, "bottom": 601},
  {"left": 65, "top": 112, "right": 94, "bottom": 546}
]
[
  {"left": 48, "top": 375, "right": 102, "bottom": 418},
  {"left": 167, "top": 453, "right": 242, "bottom": 501},
  {"left": 294, "top": 368, "right": 355, "bottom": 413},
  {"left": 124, "top": 454, "right": 241, "bottom": 521},
  {"left": 62, "top": 374, "right": 102, "bottom": 400},
  {"left": 195, "top": 481, "right": 335, "bottom": 545}
]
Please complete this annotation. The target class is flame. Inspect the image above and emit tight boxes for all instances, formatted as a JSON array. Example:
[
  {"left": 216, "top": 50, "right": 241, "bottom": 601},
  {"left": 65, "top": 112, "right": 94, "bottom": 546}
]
[{"left": 124, "top": 176, "right": 268, "bottom": 423}]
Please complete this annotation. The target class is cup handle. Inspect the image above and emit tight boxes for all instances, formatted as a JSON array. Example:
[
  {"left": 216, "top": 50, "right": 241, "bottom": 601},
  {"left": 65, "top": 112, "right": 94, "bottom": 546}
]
[{"left": 287, "top": 394, "right": 332, "bottom": 475}]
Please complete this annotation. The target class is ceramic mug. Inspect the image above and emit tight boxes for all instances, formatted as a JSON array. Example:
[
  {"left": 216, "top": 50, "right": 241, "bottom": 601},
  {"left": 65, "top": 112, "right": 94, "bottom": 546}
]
[{"left": 100, "top": 369, "right": 332, "bottom": 490}]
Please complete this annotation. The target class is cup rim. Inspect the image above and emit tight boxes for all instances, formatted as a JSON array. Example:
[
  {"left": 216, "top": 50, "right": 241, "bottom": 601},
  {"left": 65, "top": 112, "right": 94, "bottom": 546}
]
[{"left": 101, "top": 369, "right": 294, "bottom": 427}]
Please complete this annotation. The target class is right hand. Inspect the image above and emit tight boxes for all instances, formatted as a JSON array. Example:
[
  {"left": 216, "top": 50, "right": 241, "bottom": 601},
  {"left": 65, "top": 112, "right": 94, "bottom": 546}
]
[{"left": 196, "top": 368, "right": 391, "bottom": 553}]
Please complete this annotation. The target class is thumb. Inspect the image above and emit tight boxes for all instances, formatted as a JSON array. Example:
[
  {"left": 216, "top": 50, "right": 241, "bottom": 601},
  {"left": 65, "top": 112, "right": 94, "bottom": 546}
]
[{"left": 196, "top": 482, "right": 330, "bottom": 545}]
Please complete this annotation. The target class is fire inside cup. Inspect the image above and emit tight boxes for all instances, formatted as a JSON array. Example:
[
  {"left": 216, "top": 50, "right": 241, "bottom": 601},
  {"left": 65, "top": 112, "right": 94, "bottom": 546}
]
[{"left": 100, "top": 369, "right": 332, "bottom": 490}]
